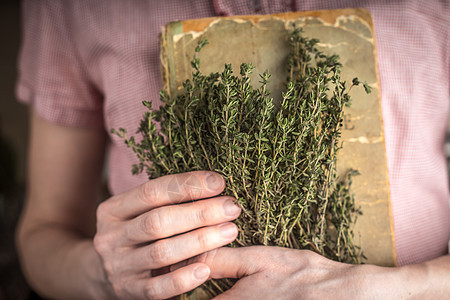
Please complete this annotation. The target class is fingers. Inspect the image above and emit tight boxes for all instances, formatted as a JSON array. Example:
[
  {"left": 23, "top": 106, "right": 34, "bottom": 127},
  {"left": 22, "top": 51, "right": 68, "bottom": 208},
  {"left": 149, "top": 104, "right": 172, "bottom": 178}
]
[
  {"left": 137, "top": 263, "right": 210, "bottom": 300},
  {"left": 106, "top": 171, "right": 225, "bottom": 219},
  {"left": 118, "top": 222, "right": 239, "bottom": 272},
  {"left": 123, "top": 196, "right": 241, "bottom": 244},
  {"left": 185, "top": 246, "right": 269, "bottom": 279}
]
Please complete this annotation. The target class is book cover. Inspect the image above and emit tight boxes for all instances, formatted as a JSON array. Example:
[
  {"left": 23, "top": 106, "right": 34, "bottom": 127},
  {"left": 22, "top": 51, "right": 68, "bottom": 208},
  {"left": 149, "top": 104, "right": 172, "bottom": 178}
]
[{"left": 160, "top": 8, "right": 396, "bottom": 267}]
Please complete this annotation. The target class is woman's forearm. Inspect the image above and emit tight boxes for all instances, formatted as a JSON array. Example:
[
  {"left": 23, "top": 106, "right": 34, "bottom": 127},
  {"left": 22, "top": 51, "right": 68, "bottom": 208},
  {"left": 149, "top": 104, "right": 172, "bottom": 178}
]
[
  {"left": 16, "top": 221, "right": 113, "bottom": 299},
  {"left": 17, "top": 113, "right": 109, "bottom": 299},
  {"left": 401, "top": 254, "right": 450, "bottom": 298}
]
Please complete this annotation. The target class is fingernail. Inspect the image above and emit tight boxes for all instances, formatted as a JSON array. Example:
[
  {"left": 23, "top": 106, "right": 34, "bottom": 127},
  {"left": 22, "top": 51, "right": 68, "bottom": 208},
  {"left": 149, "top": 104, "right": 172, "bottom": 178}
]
[
  {"left": 223, "top": 199, "right": 241, "bottom": 216},
  {"left": 206, "top": 173, "right": 223, "bottom": 190},
  {"left": 219, "top": 223, "right": 237, "bottom": 239},
  {"left": 194, "top": 265, "right": 210, "bottom": 280}
]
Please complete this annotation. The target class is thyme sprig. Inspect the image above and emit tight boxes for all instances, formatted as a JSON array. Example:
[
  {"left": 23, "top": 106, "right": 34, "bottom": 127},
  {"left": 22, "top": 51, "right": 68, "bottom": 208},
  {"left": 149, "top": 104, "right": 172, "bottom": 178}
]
[{"left": 113, "top": 28, "right": 370, "bottom": 297}]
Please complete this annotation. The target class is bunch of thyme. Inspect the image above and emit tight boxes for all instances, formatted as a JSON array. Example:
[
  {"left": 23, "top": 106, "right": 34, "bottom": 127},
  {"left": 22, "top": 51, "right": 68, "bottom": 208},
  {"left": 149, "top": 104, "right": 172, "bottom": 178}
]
[{"left": 113, "top": 28, "right": 370, "bottom": 297}]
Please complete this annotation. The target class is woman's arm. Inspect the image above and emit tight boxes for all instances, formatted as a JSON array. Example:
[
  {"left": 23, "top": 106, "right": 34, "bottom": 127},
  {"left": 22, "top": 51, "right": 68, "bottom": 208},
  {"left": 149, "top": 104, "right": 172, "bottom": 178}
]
[
  {"left": 16, "top": 111, "right": 110, "bottom": 298},
  {"left": 194, "top": 246, "right": 450, "bottom": 299}
]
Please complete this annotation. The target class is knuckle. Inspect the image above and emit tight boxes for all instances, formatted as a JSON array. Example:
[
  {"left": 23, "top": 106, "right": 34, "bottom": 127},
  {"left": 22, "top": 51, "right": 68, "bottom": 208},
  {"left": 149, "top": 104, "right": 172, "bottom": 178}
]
[
  {"left": 145, "top": 283, "right": 159, "bottom": 299},
  {"left": 195, "top": 231, "right": 210, "bottom": 250},
  {"left": 183, "top": 174, "right": 203, "bottom": 199},
  {"left": 93, "top": 235, "right": 117, "bottom": 273},
  {"left": 302, "top": 250, "right": 319, "bottom": 265},
  {"left": 170, "top": 274, "right": 188, "bottom": 294},
  {"left": 196, "top": 205, "right": 216, "bottom": 225},
  {"left": 111, "top": 277, "right": 131, "bottom": 299},
  {"left": 92, "top": 235, "right": 102, "bottom": 252},
  {"left": 201, "top": 248, "right": 218, "bottom": 265},
  {"left": 141, "top": 212, "right": 163, "bottom": 236},
  {"left": 148, "top": 241, "right": 171, "bottom": 266},
  {"left": 102, "top": 259, "right": 116, "bottom": 277},
  {"left": 140, "top": 181, "right": 159, "bottom": 205},
  {"left": 96, "top": 201, "right": 109, "bottom": 222},
  {"left": 93, "top": 234, "right": 108, "bottom": 255}
]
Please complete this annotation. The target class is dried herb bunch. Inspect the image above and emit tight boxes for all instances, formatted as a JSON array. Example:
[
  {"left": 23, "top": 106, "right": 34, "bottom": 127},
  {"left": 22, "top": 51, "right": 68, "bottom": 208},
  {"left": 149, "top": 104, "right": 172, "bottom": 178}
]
[{"left": 114, "top": 28, "right": 370, "bottom": 296}]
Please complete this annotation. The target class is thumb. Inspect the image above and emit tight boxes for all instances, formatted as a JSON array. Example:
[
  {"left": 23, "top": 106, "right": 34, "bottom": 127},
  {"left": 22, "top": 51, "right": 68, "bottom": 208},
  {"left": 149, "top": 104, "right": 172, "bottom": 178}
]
[{"left": 204, "top": 246, "right": 266, "bottom": 279}]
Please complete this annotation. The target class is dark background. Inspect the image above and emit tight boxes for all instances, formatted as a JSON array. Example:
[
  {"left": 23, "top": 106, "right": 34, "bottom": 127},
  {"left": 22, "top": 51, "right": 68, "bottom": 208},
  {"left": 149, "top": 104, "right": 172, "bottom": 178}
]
[
  {"left": 0, "top": 1, "right": 449, "bottom": 300},
  {"left": 0, "top": 1, "right": 29, "bottom": 299}
]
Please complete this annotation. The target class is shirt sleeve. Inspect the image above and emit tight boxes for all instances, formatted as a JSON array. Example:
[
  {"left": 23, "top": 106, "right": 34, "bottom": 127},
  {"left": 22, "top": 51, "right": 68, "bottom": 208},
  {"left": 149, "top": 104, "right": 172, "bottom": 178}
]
[{"left": 15, "top": 0, "right": 103, "bottom": 127}]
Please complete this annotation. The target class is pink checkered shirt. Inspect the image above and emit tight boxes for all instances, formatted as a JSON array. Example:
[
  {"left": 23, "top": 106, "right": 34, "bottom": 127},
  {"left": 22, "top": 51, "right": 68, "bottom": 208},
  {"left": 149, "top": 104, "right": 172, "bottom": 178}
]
[{"left": 16, "top": 0, "right": 450, "bottom": 266}]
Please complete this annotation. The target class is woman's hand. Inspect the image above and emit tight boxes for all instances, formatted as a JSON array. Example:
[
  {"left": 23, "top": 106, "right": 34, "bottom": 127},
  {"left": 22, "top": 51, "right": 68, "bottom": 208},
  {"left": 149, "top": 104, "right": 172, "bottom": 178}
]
[
  {"left": 177, "top": 246, "right": 446, "bottom": 299},
  {"left": 93, "top": 171, "right": 241, "bottom": 299}
]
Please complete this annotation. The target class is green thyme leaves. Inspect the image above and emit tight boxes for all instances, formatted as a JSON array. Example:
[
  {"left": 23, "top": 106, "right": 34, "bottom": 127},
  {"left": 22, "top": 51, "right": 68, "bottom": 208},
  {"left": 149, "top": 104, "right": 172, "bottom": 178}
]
[{"left": 115, "top": 27, "right": 369, "bottom": 296}]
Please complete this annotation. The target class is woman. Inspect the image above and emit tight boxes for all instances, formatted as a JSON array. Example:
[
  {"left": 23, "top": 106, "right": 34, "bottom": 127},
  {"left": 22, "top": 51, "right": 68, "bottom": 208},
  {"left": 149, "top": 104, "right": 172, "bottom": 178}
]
[{"left": 16, "top": 1, "right": 449, "bottom": 298}]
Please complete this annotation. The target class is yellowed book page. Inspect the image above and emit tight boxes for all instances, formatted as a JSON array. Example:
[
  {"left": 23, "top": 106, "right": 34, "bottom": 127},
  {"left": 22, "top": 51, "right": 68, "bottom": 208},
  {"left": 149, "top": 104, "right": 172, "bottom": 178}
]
[{"left": 160, "top": 8, "right": 396, "bottom": 267}]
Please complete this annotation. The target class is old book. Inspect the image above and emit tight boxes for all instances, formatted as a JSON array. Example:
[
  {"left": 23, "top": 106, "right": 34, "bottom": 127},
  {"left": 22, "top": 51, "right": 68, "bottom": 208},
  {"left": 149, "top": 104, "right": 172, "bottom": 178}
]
[{"left": 160, "top": 8, "right": 396, "bottom": 267}]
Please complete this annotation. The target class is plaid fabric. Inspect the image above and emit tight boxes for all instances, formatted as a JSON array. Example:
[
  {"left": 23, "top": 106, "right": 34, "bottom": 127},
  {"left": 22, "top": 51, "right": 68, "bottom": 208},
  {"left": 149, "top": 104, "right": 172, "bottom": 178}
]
[{"left": 16, "top": 0, "right": 450, "bottom": 266}]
